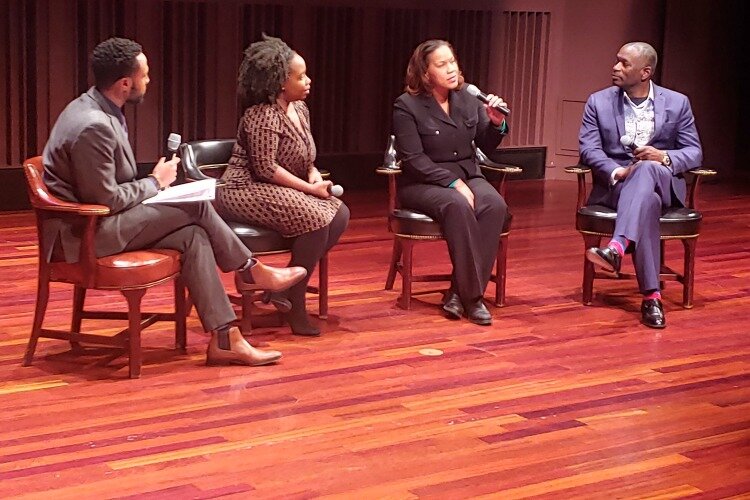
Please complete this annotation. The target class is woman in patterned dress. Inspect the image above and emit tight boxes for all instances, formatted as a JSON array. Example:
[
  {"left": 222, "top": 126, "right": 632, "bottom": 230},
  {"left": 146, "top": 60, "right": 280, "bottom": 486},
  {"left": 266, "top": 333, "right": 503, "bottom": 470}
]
[{"left": 217, "top": 35, "right": 349, "bottom": 336}]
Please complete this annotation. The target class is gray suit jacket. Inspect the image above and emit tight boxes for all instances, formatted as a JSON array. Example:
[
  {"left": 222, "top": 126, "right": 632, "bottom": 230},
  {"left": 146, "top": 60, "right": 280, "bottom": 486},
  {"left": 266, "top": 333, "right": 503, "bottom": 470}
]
[
  {"left": 42, "top": 87, "right": 159, "bottom": 262},
  {"left": 579, "top": 83, "right": 703, "bottom": 207}
]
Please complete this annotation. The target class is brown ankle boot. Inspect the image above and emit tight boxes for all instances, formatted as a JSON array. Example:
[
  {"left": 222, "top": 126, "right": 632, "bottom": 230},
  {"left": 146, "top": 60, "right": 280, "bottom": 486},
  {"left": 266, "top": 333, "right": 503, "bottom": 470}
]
[
  {"left": 236, "top": 260, "right": 306, "bottom": 293},
  {"left": 206, "top": 327, "right": 281, "bottom": 366}
]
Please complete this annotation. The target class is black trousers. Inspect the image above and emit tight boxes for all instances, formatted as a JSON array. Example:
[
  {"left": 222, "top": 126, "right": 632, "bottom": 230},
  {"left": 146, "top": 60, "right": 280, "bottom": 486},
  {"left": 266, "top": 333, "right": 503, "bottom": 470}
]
[
  {"left": 284, "top": 204, "right": 350, "bottom": 314},
  {"left": 399, "top": 177, "right": 507, "bottom": 305}
]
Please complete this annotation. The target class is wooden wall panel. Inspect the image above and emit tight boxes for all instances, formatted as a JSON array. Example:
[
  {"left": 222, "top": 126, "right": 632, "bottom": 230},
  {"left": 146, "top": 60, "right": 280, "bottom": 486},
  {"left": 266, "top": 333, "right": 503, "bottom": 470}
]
[
  {"left": 445, "top": 9, "right": 492, "bottom": 90},
  {"left": 374, "top": 9, "right": 433, "bottom": 148},
  {"left": 308, "top": 6, "right": 360, "bottom": 153},
  {"left": 499, "top": 10, "right": 550, "bottom": 147},
  {"left": 1, "top": 0, "right": 550, "bottom": 168}
]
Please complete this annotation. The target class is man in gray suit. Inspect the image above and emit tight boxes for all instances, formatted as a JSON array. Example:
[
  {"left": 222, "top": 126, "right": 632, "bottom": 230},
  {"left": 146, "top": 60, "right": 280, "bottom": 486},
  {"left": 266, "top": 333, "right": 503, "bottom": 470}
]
[
  {"left": 43, "top": 37, "right": 307, "bottom": 366},
  {"left": 580, "top": 42, "right": 703, "bottom": 328}
]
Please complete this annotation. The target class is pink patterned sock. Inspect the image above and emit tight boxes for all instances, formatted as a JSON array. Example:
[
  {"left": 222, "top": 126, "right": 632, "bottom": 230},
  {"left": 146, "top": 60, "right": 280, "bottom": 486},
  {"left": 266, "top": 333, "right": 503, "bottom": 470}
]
[{"left": 608, "top": 240, "right": 625, "bottom": 257}]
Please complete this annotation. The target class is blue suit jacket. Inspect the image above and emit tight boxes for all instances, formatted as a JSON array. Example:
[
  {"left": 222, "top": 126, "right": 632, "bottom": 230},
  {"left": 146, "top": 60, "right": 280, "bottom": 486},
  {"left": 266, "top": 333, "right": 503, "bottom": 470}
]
[{"left": 579, "top": 83, "right": 703, "bottom": 206}]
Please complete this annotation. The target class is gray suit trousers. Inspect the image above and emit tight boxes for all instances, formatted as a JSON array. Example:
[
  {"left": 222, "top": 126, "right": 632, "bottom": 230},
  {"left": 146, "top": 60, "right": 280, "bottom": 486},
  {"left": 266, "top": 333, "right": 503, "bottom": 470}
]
[{"left": 96, "top": 201, "right": 252, "bottom": 332}]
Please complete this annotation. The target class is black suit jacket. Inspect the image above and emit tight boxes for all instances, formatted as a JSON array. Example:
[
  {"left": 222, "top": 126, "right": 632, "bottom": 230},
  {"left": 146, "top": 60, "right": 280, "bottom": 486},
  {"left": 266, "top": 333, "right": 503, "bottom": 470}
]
[{"left": 392, "top": 87, "right": 507, "bottom": 188}]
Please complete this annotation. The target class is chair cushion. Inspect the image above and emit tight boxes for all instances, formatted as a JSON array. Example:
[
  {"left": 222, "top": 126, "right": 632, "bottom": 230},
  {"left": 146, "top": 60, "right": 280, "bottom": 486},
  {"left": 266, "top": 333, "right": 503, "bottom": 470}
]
[
  {"left": 389, "top": 209, "right": 513, "bottom": 236},
  {"left": 50, "top": 249, "right": 181, "bottom": 289},
  {"left": 227, "top": 221, "right": 292, "bottom": 253},
  {"left": 577, "top": 205, "right": 702, "bottom": 237}
]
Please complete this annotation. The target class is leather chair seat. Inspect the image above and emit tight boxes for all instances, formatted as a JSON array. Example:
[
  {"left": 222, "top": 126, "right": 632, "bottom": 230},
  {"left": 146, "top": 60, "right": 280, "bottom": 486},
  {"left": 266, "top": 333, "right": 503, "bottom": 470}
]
[
  {"left": 578, "top": 205, "right": 701, "bottom": 237},
  {"left": 50, "top": 249, "right": 182, "bottom": 289},
  {"left": 227, "top": 221, "right": 292, "bottom": 253},
  {"left": 390, "top": 209, "right": 513, "bottom": 237}
]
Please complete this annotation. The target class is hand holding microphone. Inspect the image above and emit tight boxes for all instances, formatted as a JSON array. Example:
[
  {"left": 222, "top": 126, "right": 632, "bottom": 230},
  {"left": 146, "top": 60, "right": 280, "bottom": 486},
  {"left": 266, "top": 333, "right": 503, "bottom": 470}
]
[
  {"left": 151, "top": 132, "right": 181, "bottom": 189},
  {"left": 466, "top": 84, "right": 511, "bottom": 121},
  {"left": 620, "top": 135, "right": 668, "bottom": 165},
  {"left": 309, "top": 180, "right": 344, "bottom": 199}
]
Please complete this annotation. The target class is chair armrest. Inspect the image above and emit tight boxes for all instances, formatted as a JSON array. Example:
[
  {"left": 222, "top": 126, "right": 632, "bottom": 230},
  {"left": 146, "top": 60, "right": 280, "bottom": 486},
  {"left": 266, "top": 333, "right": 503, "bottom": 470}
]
[
  {"left": 688, "top": 168, "right": 717, "bottom": 177},
  {"left": 686, "top": 168, "right": 717, "bottom": 209},
  {"left": 565, "top": 164, "right": 591, "bottom": 210},
  {"left": 184, "top": 163, "right": 227, "bottom": 187},
  {"left": 376, "top": 166, "right": 402, "bottom": 175},
  {"left": 479, "top": 162, "right": 522, "bottom": 175},
  {"left": 375, "top": 165, "right": 401, "bottom": 214},
  {"left": 564, "top": 165, "right": 591, "bottom": 175},
  {"left": 34, "top": 198, "right": 110, "bottom": 216}
]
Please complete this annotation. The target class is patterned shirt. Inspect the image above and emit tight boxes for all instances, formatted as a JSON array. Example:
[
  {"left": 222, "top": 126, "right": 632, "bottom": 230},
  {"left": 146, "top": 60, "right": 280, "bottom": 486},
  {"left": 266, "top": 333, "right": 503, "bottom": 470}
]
[{"left": 623, "top": 81, "right": 655, "bottom": 147}]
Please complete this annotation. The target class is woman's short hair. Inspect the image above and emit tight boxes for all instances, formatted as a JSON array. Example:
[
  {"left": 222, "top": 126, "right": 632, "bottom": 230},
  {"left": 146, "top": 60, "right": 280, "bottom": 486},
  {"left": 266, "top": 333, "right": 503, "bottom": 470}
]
[
  {"left": 404, "top": 39, "right": 463, "bottom": 95},
  {"left": 91, "top": 37, "right": 142, "bottom": 89},
  {"left": 237, "top": 34, "right": 294, "bottom": 109}
]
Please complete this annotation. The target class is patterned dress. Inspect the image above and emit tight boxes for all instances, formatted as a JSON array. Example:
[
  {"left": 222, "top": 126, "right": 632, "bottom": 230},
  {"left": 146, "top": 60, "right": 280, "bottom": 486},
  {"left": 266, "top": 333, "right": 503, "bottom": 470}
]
[{"left": 217, "top": 101, "right": 342, "bottom": 237}]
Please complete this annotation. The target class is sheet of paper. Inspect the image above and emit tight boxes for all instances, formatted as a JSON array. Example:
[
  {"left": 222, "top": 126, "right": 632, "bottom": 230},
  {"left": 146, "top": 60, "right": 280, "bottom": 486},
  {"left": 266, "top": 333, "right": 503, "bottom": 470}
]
[{"left": 142, "top": 178, "right": 216, "bottom": 204}]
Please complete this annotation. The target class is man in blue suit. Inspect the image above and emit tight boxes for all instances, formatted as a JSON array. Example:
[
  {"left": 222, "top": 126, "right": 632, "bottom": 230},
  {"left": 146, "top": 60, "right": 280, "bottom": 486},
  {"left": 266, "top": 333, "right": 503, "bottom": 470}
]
[{"left": 579, "top": 42, "right": 703, "bottom": 328}]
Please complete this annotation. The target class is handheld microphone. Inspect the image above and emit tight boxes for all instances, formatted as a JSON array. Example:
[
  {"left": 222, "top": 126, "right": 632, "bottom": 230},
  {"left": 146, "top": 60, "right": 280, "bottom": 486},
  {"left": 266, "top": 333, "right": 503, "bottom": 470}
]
[
  {"left": 619, "top": 135, "right": 637, "bottom": 151},
  {"left": 330, "top": 184, "right": 344, "bottom": 197},
  {"left": 465, "top": 84, "right": 511, "bottom": 116},
  {"left": 167, "top": 132, "right": 181, "bottom": 155}
]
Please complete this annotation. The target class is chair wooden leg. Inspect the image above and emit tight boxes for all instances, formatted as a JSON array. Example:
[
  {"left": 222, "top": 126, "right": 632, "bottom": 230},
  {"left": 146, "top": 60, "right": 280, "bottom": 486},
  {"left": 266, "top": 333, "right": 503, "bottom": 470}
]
[
  {"left": 399, "top": 239, "right": 413, "bottom": 310},
  {"left": 240, "top": 292, "right": 253, "bottom": 334},
  {"left": 495, "top": 234, "right": 509, "bottom": 307},
  {"left": 682, "top": 238, "right": 697, "bottom": 309},
  {"left": 660, "top": 240, "right": 667, "bottom": 291},
  {"left": 385, "top": 238, "right": 401, "bottom": 290},
  {"left": 582, "top": 235, "right": 601, "bottom": 305},
  {"left": 24, "top": 274, "right": 50, "bottom": 366},
  {"left": 70, "top": 285, "right": 86, "bottom": 352},
  {"left": 174, "top": 276, "right": 187, "bottom": 352},
  {"left": 318, "top": 253, "right": 329, "bottom": 320},
  {"left": 123, "top": 288, "right": 147, "bottom": 379}
]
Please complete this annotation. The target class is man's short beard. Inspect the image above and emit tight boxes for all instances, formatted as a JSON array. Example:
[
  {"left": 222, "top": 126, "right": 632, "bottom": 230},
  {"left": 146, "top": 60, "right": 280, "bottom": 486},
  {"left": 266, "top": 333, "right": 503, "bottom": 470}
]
[{"left": 127, "top": 91, "right": 145, "bottom": 104}]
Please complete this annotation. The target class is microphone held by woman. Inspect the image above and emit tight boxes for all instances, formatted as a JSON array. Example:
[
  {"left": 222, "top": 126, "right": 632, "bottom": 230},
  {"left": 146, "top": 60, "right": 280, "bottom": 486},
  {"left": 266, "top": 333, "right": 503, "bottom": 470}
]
[{"left": 465, "top": 84, "right": 511, "bottom": 116}]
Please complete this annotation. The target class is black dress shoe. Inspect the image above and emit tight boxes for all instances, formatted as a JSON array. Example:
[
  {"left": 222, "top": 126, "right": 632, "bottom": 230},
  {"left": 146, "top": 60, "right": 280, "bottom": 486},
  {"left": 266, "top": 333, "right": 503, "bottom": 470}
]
[
  {"left": 586, "top": 246, "right": 622, "bottom": 273},
  {"left": 442, "top": 290, "right": 464, "bottom": 319},
  {"left": 641, "top": 298, "right": 666, "bottom": 328},
  {"left": 466, "top": 300, "right": 492, "bottom": 326}
]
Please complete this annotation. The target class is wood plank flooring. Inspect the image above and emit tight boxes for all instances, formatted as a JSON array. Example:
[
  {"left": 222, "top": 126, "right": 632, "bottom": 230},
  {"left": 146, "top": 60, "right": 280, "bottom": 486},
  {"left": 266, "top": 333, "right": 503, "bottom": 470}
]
[{"left": 0, "top": 179, "right": 748, "bottom": 498}]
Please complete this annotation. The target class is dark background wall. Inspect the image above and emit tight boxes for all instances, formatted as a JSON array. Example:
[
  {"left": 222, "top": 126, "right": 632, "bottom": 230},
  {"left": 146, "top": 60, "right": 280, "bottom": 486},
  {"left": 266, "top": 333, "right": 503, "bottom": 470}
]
[{"left": 1, "top": 0, "right": 747, "bottom": 210}]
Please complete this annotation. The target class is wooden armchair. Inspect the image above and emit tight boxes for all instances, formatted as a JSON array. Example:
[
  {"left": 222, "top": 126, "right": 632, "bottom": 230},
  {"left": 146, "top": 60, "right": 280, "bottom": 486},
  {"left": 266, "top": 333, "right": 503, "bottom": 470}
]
[
  {"left": 22, "top": 156, "right": 187, "bottom": 378},
  {"left": 376, "top": 135, "right": 522, "bottom": 309},
  {"left": 565, "top": 163, "right": 717, "bottom": 308}
]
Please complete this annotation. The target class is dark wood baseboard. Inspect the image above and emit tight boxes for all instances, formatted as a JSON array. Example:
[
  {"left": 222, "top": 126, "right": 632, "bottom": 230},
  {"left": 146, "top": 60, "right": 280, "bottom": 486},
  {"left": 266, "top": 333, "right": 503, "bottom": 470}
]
[{"left": 0, "top": 168, "right": 29, "bottom": 211}]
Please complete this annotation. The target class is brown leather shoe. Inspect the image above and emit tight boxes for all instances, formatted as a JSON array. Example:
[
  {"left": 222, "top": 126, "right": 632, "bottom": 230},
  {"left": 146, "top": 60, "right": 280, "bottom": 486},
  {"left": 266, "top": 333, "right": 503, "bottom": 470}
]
[
  {"left": 236, "top": 260, "right": 306, "bottom": 293},
  {"left": 206, "top": 327, "right": 282, "bottom": 366}
]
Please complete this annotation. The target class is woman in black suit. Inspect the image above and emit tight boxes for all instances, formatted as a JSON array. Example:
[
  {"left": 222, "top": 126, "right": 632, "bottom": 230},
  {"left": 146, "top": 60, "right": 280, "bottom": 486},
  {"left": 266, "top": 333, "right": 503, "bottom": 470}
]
[{"left": 392, "top": 39, "right": 510, "bottom": 325}]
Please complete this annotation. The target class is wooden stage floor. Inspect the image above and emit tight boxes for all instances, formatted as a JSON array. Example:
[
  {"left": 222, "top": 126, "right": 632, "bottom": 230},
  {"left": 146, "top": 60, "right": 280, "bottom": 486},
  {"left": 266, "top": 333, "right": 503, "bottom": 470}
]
[{"left": 1, "top": 179, "right": 748, "bottom": 498}]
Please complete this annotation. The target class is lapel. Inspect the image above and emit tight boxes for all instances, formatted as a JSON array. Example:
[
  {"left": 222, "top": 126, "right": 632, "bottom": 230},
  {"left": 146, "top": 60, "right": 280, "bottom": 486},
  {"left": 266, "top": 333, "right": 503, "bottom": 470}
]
[
  {"left": 419, "top": 93, "right": 456, "bottom": 128},
  {"left": 652, "top": 83, "right": 666, "bottom": 143},
  {"left": 612, "top": 87, "right": 625, "bottom": 140},
  {"left": 87, "top": 88, "right": 137, "bottom": 176}
]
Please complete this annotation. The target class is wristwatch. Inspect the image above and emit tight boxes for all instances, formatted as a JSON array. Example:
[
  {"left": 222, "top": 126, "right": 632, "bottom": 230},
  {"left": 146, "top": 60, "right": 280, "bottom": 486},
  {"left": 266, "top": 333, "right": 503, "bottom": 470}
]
[{"left": 662, "top": 152, "right": 672, "bottom": 167}]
